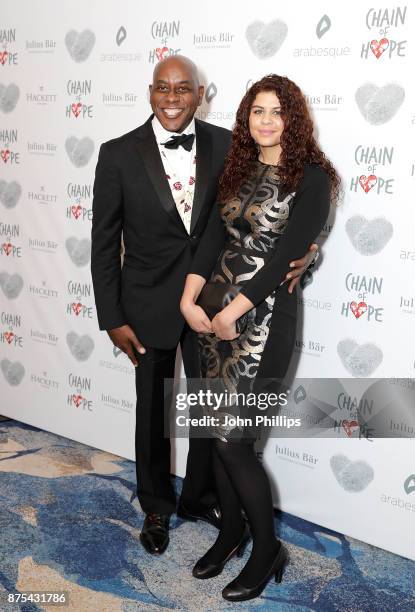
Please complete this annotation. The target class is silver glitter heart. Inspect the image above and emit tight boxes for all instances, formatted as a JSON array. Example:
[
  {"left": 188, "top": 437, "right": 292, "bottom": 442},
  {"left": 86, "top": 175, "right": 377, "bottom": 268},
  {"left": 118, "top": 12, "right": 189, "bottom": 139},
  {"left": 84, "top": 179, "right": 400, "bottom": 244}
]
[
  {"left": 66, "top": 331, "right": 95, "bottom": 361},
  {"left": 1, "top": 358, "right": 25, "bottom": 386},
  {"left": 246, "top": 20, "right": 288, "bottom": 59},
  {"left": 355, "top": 83, "right": 405, "bottom": 125},
  {"left": 0, "top": 271, "right": 24, "bottom": 299},
  {"left": 65, "top": 29, "right": 95, "bottom": 62},
  {"left": 337, "top": 339, "right": 383, "bottom": 377},
  {"left": 0, "top": 180, "right": 21, "bottom": 208},
  {"left": 0, "top": 82, "right": 20, "bottom": 113},
  {"left": 345, "top": 215, "right": 393, "bottom": 255},
  {"left": 65, "top": 136, "right": 94, "bottom": 167},
  {"left": 330, "top": 453, "right": 374, "bottom": 492},
  {"left": 65, "top": 236, "right": 91, "bottom": 267}
]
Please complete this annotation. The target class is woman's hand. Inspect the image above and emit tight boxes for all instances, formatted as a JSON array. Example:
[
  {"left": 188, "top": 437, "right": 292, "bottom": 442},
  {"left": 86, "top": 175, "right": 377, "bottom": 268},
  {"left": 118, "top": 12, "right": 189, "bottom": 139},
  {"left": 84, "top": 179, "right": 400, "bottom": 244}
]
[
  {"left": 211, "top": 310, "right": 240, "bottom": 341},
  {"left": 181, "top": 300, "right": 213, "bottom": 334}
]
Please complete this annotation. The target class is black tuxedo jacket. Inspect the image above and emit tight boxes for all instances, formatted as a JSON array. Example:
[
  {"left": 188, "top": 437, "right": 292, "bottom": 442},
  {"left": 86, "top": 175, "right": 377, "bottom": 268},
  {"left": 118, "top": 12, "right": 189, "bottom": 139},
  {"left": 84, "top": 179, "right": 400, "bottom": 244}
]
[{"left": 91, "top": 115, "right": 231, "bottom": 349}]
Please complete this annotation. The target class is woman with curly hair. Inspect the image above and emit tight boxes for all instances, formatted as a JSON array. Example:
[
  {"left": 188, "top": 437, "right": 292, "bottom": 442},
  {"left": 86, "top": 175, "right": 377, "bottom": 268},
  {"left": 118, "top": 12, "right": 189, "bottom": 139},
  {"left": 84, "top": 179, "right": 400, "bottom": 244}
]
[{"left": 180, "top": 74, "right": 339, "bottom": 601}]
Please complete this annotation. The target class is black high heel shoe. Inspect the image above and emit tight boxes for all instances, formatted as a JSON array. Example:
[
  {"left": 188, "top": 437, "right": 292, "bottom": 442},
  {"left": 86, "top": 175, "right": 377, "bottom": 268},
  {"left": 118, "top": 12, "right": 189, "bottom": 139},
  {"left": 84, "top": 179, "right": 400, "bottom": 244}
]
[
  {"left": 222, "top": 541, "right": 288, "bottom": 601},
  {"left": 192, "top": 524, "right": 250, "bottom": 579}
]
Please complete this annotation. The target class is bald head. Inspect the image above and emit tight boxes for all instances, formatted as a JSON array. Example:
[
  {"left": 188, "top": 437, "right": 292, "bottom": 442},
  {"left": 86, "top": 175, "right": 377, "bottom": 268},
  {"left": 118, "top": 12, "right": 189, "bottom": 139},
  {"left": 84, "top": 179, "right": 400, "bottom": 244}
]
[{"left": 149, "top": 55, "right": 204, "bottom": 133}]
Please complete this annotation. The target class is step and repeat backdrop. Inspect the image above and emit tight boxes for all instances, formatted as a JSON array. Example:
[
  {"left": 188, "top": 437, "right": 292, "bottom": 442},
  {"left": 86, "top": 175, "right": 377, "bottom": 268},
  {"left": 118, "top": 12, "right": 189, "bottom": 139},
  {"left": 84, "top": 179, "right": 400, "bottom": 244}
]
[{"left": 1, "top": 1, "right": 414, "bottom": 559}]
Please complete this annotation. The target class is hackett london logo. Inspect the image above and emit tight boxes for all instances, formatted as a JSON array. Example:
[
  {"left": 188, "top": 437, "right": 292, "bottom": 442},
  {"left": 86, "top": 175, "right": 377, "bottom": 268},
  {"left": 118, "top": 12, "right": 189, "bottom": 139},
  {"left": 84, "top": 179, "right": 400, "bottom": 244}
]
[
  {"left": 149, "top": 20, "right": 181, "bottom": 63},
  {"left": 337, "top": 339, "right": 383, "bottom": 377},
  {"left": 0, "top": 128, "right": 19, "bottom": 164},
  {"left": 28, "top": 185, "right": 57, "bottom": 207},
  {"left": 66, "top": 280, "right": 94, "bottom": 320},
  {"left": 28, "top": 280, "right": 58, "bottom": 299},
  {"left": 0, "top": 180, "right": 21, "bottom": 208},
  {"left": 65, "top": 136, "right": 94, "bottom": 167},
  {"left": 26, "top": 85, "right": 57, "bottom": 106},
  {"left": 66, "top": 182, "right": 92, "bottom": 222},
  {"left": 65, "top": 79, "right": 93, "bottom": 119},
  {"left": 350, "top": 145, "right": 395, "bottom": 195},
  {"left": 246, "top": 20, "right": 287, "bottom": 58},
  {"left": 355, "top": 82, "right": 405, "bottom": 125},
  {"left": 30, "top": 371, "right": 59, "bottom": 391},
  {"left": 0, "top": 28, "right": 18, "bottom": 66},
  {"left": 0, "top": 82, "right": 19, "bottom": 112},
  {"left": 341, "top": 273, "right": 384, "bottom": 324},
  {"left": 361, "top": 6, "right": 407, "bottom": 60},
  {"left": 65, "top": 29, "right": 95, "bottom": 63},
  {"left": 67, "top": 372, "right": 93, "bottom": 411},
  {"left": 346, "top": 215, "right": 393, "bottom": 256}
]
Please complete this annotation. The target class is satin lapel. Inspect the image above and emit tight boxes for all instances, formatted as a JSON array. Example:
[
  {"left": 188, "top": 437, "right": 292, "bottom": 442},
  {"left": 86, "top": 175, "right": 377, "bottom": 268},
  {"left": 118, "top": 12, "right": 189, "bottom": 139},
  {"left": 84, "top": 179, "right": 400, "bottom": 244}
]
[
  {"left": 190, "top": 120, "right": 212, "bottom": 234},
  {"left": 135, "top": 117, "right": 186, "bottom": 231}
]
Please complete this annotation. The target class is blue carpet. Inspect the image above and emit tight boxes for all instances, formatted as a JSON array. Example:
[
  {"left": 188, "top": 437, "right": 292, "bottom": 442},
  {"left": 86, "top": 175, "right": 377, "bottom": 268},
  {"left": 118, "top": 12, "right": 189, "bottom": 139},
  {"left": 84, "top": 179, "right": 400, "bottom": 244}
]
[{"left": 0, "top": 419, "right": 414, "bottom": 611}]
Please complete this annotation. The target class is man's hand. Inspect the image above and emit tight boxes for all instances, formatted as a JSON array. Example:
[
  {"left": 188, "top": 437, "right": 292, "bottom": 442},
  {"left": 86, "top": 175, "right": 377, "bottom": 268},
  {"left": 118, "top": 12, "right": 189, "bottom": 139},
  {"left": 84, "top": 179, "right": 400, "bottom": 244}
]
[
  {"left": 181, "top": 301, "right": 213, "bottom": 334},
  {"left": 211, "top": 310, "right": 240, "bottom": 341},
  {"left": 107, "top": 325, "right": 146, "bottom": 367},
  {"left": 285, "top": 243, "right": 319, "bottom": 294}
]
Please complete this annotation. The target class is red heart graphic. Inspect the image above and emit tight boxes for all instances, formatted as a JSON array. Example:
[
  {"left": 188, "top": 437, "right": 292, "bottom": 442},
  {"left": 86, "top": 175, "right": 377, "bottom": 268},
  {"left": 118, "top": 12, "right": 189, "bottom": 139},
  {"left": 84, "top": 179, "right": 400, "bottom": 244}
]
[
  {"left": 4, "top": 331, "right": 15, "bottom": 344},
  {"left": 1, "top": 149, "right": 10, "bottom": 163},
  {"left": 342, "top": 420, "right": 359, "bottom": 437},
  {"left": 350, "top": 301, "right": 367, "bottom": 319},
  {"left": 189, "top": 176, "right": 195, "bottom": 185},
  {"left": 184, "top": 203, "right": 192, "bottom": 213},
  {"left": 155, "top": 46, "right": 169, "bottom": 61},
  {"left": 71, "top": 204, "right": 82, "bottom": 219},
  {"left": 71, "top": 302, "right": 83, "bottom": 316},
  {"left": 370, "top": 38, "right": 389, "bottom": 59},
  {"left": 173, "top": 181, "right": 183, "bottom": 191},
  {"left": 0, "top": 51, "right": 8, "bottom": 65},
  {"left": 71, "top": 102, "right": 82, "bottom": 118},
  {"left": 359, "top": 175, "right": 377, "bottom": 193},
  {"left": 2, "top": 242, "right": 12, "bottom": 256},
  {"left": 72, "top": 394, "right": 83, "bottom": 407}
]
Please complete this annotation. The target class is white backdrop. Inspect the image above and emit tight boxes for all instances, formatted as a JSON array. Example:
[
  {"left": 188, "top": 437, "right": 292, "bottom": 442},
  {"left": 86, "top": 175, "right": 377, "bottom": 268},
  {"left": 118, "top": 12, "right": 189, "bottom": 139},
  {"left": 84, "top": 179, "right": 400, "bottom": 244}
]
[{"left": 1, "top": 0, "right": 414, "bottom": 560}]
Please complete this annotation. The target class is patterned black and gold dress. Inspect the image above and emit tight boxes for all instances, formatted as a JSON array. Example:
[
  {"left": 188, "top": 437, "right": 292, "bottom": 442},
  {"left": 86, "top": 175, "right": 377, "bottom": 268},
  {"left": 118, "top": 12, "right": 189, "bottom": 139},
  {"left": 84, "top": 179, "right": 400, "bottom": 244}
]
[{"left": 190, "top": 161, "right": 330, "bottom": 440}]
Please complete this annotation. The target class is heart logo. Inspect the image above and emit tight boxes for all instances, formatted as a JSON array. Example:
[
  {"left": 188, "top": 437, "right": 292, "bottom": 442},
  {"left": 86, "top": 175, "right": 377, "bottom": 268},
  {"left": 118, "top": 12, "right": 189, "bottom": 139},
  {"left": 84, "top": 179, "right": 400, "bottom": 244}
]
[
  {"left": 345, "top": 215, "right": 393, "bottom": 256},
  {"left": 0, "top": 51, "right": 8, "bottom": 65},
  {"left": 337, "top": 339, "right": 383, "bottom": 377},
  {"left": 0, "top": 271, "right": 23, "bottom": 299},
  {"left": 370, "top": 38, "right": 389, "bottom": 59},
  {"left": 155, "top": 47, "right": 169, "bottom": 61},
  {"left": 0, "top": 83, "right": 20, "bottom": 113},
  {"left": 246, "top": 20, "right": 288, "bottom": 59},
  {"left": 330, "top": 454, "right": 374, "bottom": 492},
  {"left": 342, "top": 420, "right": 359, "bottom": 437},
  {"left": 71, "top": 102, "right": 82, "bottom": 118},
  {"left": 65, "top": 136, "right": 94, "bottom": 167},
  {"left": 71, "top": 204, "right": 82, "bottom": 219},
  {"left": 65, "top": 29, "right": 96, "bottom": 62},
  {"left": 4, "top": 331, "right": 15, "bottom": 344},
  {"left": 1, "top": 149, "right": 10, "bottom": 163},
  {"left": 2, "top": 242, "right": 12, "bottom": 256},
  {"left": 66, "top": 331, "right": 94, "bottom": 361},
  {"left": 72, "top": 394, "right": 83, "bottom": 407},
  {"left": 1, "top": 358, "right": 25, "bottom": 386},
  {"left": 355, "top": 82, "right": 405, "bottom": 125},
  {"left": 350, "top": 301, "right": 367, "bottom": 319},
  {"left": 359, "top": 175, "right": 377, "bottom": 193},
  {"left": 0, "top": 180, "right": 22, "bottom": 208},
  {"left": 65, "top": 236, "right": 91, "bottom": 267},
  {"left": 71, "top": 302, "right": 83, "bottom": 316}
]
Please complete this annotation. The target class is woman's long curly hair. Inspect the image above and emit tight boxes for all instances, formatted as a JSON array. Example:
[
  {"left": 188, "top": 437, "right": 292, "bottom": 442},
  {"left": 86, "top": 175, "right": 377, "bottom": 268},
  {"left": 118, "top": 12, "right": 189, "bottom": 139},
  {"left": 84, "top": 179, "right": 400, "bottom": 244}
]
[{"left": 218, "top": 74, "right": 340, "bottom": 203}]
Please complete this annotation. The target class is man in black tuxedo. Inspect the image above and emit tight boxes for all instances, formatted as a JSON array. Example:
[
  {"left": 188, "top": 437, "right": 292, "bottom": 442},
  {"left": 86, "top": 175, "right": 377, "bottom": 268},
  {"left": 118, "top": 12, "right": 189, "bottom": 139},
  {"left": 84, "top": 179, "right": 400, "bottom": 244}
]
[{"left": 91, "top": 56, "right": 316, "bottom": 555}]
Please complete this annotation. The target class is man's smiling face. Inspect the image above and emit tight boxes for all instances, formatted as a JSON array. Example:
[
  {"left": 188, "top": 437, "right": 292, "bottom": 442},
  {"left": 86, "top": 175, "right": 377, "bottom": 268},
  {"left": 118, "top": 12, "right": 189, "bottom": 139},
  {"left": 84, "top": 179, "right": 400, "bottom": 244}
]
[{"left": 149, "top": 56, "right": 204, "bottom": 133}]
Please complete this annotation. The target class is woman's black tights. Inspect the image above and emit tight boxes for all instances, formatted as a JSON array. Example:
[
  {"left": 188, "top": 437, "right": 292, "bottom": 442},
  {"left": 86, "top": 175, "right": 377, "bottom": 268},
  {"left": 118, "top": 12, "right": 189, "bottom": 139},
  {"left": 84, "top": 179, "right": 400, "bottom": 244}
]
[{"left": 203, "top": 437, "right": 280, "bottom": 587}]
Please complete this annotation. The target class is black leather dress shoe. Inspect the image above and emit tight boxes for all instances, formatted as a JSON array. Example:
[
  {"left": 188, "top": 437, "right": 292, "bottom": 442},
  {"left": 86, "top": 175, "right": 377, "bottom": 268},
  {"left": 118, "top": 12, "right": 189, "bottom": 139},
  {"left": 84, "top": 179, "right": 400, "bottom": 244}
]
[
  {"left": 139, "top": 513, "right": 170, "bottom": 555},
  {"left": 177, "top": 501, "right": 221, "bottom": 529},
  {"left": 222, "top": 541, "right": 288, "bottom": 601},
  {"left": 192, "top": 524, "right": 250, "bottom": 579}
]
